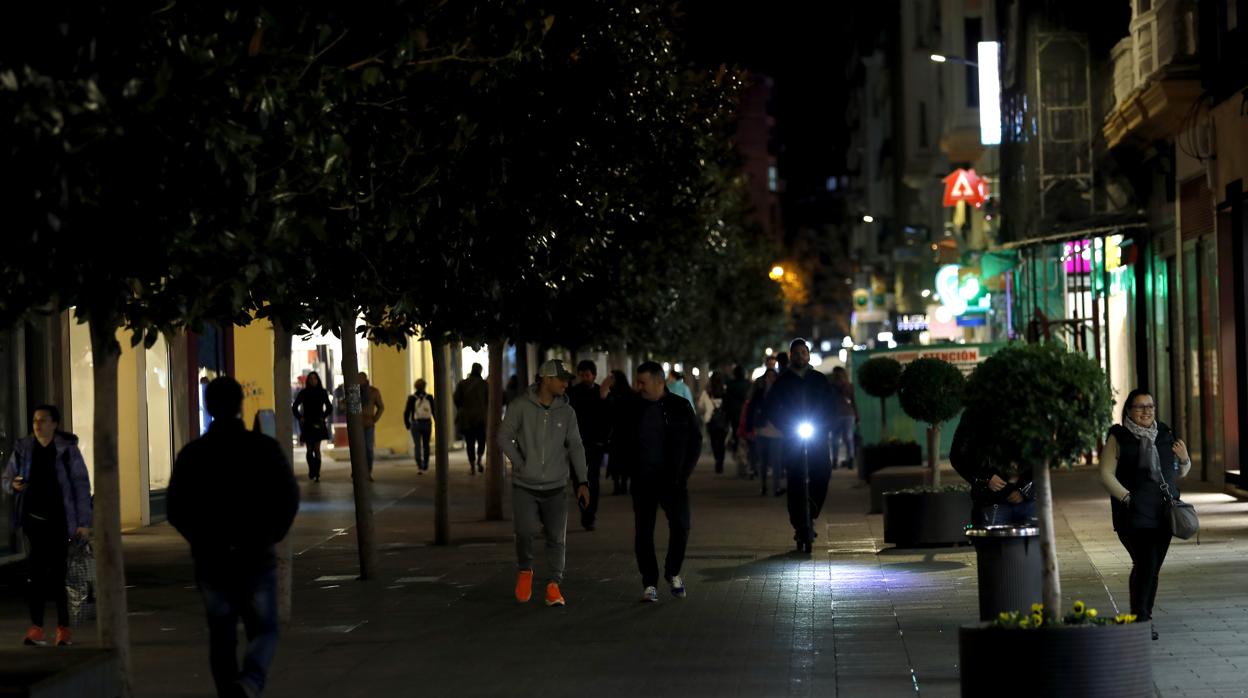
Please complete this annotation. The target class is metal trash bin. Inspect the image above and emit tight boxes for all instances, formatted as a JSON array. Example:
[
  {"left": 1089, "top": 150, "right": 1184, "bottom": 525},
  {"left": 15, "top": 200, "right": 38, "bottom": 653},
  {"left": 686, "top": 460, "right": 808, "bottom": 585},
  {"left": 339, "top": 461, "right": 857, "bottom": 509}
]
[{"left": 966, "top": 525, "right": 1042, "bottom": 621}]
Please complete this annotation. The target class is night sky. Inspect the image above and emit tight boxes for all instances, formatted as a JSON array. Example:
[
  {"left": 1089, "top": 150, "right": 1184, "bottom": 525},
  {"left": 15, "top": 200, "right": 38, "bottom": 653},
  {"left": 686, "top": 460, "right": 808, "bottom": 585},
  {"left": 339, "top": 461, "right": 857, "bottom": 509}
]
[{"left": 678, "top": 2, "right": 883, "bottom": 200}]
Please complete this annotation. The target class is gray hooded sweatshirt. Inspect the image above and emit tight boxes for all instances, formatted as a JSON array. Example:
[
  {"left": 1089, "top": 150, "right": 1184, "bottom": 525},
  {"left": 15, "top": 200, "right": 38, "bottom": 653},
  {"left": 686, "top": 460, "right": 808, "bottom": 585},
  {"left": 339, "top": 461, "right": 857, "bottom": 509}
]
[{"left": 498, "top": 386, "right": 588, "bottom": 491}]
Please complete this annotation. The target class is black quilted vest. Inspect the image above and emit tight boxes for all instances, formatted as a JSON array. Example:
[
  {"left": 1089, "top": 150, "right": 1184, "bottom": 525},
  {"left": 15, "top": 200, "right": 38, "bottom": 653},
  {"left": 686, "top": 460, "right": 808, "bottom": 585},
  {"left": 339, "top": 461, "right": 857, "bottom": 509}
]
[{"left": 1108, "top": 422, "right": 1179, "bottom": 531}]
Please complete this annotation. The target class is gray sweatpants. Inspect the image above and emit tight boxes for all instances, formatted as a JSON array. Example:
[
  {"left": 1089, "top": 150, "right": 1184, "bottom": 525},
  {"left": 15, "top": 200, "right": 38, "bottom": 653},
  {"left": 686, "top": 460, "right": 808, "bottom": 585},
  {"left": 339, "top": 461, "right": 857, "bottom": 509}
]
[{"left": 512, "top": 485, "right": 568, "bottom": 584}]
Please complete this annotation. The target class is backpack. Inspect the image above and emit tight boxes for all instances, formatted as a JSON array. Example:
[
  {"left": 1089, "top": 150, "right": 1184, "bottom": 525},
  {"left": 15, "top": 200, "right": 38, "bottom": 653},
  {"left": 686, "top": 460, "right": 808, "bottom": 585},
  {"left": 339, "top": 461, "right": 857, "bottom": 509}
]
[
  {"left": 708, "top": 401, "right": 728, "bottom": 431},
  {"left": 413, "top": 395, "right": 433, "bottom": 421}
]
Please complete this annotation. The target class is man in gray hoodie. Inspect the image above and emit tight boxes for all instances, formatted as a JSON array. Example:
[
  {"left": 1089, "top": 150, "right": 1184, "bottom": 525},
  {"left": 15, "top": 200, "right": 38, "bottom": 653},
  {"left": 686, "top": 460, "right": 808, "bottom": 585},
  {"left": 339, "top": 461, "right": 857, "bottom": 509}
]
[{"left": 499, "top": 359, "right": 590, "bottom": 607}]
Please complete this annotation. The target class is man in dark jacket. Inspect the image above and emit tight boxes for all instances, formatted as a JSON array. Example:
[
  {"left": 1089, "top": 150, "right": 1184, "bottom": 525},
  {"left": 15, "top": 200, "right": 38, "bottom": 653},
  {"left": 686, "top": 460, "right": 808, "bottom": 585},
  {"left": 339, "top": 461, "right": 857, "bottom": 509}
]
[
  {"left": 609, "top": 361, "right": 702, "bottom": 602},
  {"left": 454, "top": 363, "right": 490, "bottom": 474},
  {"left": 764, "top": 339, "right": 834, "bottom": 553},
  {"left": 168, "top": 377, "right": 300, "bottom": 698},
  {"left": 567, "top": 360, "right": 609, "bottom": 531}
]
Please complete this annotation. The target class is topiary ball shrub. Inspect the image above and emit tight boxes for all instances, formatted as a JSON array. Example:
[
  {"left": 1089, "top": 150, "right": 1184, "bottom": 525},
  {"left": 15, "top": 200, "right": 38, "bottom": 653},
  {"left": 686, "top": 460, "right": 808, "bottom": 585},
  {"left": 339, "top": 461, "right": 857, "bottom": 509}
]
[
  {"left": 898, "top": 357, "right": 965, "bottom": 426},
  {"left": 963, "top": 341, "right": 1112, "bottom": 476},
  {"left": 859, "top": 356, "right": 903, "bottom": 398}
]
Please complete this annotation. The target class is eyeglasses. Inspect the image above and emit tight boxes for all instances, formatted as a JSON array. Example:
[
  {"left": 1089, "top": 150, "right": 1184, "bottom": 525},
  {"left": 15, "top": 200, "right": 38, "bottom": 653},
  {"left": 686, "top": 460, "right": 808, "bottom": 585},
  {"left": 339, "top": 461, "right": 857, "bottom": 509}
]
[{"left": 1130, "top": 405, "right": 1156, "bottom": 412}]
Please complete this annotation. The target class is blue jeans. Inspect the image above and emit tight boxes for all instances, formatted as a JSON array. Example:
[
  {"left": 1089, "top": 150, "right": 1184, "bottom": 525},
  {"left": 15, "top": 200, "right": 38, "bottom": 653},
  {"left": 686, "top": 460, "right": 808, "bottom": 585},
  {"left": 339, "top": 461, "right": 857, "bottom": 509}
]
[
  {"left": 830, "top": 417, "right": 855, "bottom": 467},
  {"left": 364, "top": 426, "right": 376, "bottom": 473},
  {"left": 198, "top": 565, "right": 279, "bottom": 697},
  {"left": 410, "top": 420, "right": 432, "bottom": 471}
]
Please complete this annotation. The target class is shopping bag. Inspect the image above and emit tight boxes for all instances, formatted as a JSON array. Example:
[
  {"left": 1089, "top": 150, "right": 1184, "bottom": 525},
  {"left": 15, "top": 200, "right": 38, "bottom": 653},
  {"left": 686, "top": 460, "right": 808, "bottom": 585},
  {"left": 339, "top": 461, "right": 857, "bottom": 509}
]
[{"left": 66, "top": 538, "right": 96, "bottom": 627}]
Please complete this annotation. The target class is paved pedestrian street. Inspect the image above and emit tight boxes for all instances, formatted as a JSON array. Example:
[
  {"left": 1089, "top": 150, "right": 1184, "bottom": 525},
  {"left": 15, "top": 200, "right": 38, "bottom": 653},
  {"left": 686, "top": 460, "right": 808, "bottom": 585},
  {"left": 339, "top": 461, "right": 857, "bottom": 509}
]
[{"left": 4, "top": 453, "right": 1248, "bottom": 697}]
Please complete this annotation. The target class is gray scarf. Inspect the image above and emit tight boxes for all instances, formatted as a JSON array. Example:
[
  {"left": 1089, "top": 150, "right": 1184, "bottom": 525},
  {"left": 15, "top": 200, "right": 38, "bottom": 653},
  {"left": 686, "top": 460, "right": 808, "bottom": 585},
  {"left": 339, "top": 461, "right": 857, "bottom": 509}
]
[{"left": 1122, "top": 417, "right": 1161, "bottom": 483}]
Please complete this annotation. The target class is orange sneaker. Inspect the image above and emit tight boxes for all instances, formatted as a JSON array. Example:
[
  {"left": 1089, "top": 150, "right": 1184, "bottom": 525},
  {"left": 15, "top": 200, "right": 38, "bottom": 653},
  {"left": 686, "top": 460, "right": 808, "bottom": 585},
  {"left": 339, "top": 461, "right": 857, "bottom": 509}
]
[
  {"left": 23, "top": 626, "right": 46, "bottom": 646},
  {"left": 545, "top": 582, "right": 566, "bottom": 607},
  {"left": 515, "top": 570, "right": 534, "bottom": 603},
  {"left": 54, "top": 627, "right": 72, "bottom": 647}
]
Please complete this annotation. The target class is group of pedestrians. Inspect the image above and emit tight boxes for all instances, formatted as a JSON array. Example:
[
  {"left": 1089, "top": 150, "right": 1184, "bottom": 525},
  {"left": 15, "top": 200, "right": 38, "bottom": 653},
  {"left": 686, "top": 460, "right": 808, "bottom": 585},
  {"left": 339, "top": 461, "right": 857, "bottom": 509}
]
[{"left": 0, "top": 340, "right": 1198, "bottom": 698}]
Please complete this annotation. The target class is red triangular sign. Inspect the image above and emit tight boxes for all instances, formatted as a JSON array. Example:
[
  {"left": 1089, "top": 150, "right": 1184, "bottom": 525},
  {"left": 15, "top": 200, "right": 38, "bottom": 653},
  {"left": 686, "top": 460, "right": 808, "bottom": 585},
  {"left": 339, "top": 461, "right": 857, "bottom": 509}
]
[{"left": 943, "top": 168, "right": 985, "bottom": 207}]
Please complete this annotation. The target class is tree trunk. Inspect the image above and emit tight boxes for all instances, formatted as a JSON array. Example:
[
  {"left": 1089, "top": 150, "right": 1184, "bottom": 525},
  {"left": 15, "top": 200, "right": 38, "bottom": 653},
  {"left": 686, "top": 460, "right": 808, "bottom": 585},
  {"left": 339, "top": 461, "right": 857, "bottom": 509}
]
[
  {"left": 1034, "top": 463, "right": 1062, "bottom": 617},
  {"left": 271, "top": 319, "right": 294, "bottom": 624},
  {"left": 88, "top": 319, "right": 132, "bottom": 697},
  {"left": 879, "top": 397, "right": 888, "bottom": 436},
  {"left": 338, "top": 315, "right": 377, "bottom": 579},
  {"left": 431, "top": 339, "right": 451, "bottom": 544},
  {"left": 485, "top": 338, "right": 505, "bottom": 521},
  {"left": 928, "top": 424, "right": 941, "bottom": 488}
]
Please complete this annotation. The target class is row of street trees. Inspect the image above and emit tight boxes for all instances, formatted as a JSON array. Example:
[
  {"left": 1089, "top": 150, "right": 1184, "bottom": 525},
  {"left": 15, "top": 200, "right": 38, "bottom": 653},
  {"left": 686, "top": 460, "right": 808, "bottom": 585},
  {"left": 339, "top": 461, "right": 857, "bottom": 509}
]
[{"left": 1, "top": 2, "right": 781, "bottom": 694}]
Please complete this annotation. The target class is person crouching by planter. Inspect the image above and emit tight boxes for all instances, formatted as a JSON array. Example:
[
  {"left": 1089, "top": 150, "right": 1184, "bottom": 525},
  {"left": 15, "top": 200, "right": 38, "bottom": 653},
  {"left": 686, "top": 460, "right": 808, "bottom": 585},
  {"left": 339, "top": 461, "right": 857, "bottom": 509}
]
[
  {"left": 2, "top": 405, "right": 92, "bottom": 647},
  {"left": 1099, "top": 389, "right": 1190, "bottom": 641},
  {"left": 950, "top": 407, "right": 1035, "bottom": 526}
]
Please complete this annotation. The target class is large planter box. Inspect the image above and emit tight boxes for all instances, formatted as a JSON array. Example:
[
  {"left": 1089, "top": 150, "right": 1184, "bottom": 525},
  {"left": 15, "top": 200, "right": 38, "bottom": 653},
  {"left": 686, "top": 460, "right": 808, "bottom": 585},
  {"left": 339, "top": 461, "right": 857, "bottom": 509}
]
[
  {"left": 967, "top": 525, "right": 1043, "bottom": 621},
  {"left": 959, "top": 622, "right": 1152, "bottom": 697},
  {"left": 0, "top": 649, "right": 120, "bottom": 698},
  {"left": 863, "top": 441, "right": 922, "bottom": 479},
  {"left": 870, "top": 466, "right": 929, "bottom": 514},
  {"left": 882, "top": 490, "right": 970, "bottom": 546}
]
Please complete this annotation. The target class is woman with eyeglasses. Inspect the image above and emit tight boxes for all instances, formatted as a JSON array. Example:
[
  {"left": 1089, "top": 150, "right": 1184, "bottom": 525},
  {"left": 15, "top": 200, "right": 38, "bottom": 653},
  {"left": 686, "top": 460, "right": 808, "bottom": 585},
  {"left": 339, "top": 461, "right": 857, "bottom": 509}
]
[{"left": 1099, "top": 389, "right": 1190, "bottom": 641}]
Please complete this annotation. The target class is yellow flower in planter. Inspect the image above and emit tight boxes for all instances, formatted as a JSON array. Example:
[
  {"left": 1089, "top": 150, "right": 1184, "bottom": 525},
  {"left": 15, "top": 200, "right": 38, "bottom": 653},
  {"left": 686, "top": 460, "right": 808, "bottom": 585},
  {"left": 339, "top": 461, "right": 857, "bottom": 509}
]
[
  {"left": 1018, "top": 617, "right": 1032, "bottom": 629},
  {"left": 1030, "top": 603, "right": 1044, "bottom": 614},
  {"left": 1114, "top": 614, "right": 1137, "bottom": 624},
  {"left": 1086, "top": 608, "right": 1098, "bottom": 619},
  {"left": 999, "top": 612, "right": 1012, "bottom": 623},
  {"left": 1031, "top": 613, "right": 1044, "bottom": 628},
  {"left": 1071, "top": 600, "right": 1086, "bottom": 618}
]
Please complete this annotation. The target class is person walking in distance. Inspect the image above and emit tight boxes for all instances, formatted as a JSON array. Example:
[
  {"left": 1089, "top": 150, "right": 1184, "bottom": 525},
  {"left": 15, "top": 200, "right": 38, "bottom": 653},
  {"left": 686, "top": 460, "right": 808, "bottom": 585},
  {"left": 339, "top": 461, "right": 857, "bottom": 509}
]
[
  {"left": 358, "top": 372, "right": 384, "bottom": 479},
  {"left": 498, "top": 360, "right": 590, "bottom": 606},
  {"left": 291, "top": 371, "right": 332, "bottom": 482},
  {"left": 744, "top": 357, "right": 783, "bottom": 496},
  {"left": 765, "top": 339, "right": 834, "bottom": 553},
  {"left": 697, "top": 372, "right": 730, "bottom": 474},
  {"left": 454, "top": 363, "right": 490, "bottom": 474},
  {"left": 606, "top": 369, "right": 634, "bottom": 495},
  {"left": 567, "top": 360, "right": 610, "bottom": 531},
  {"left": 168, "top": 377, "right": 299, "bottom": 698},
  {"left": 610, "top": 362, "right": 702, "bottom": 603},
  {"left": 723, "top": 365, "right": 752, "bottom": 465},
  {"left": 403, "top": 379, "right": 436, "bottom": 474},
  {"left": 2, "top": 405, "right": 92, "bottom": 647},
  {"left": 828, "top": 367, "right": 858, "bottom": 470},
  {"left": 666, "top": 368, "right": 694, "bottom": 408}
]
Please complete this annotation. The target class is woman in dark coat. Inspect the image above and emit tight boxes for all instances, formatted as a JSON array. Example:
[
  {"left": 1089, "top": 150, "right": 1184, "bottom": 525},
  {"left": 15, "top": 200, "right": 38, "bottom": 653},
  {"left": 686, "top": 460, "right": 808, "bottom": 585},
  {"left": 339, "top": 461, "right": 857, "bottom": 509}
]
[
  {"left": 292, "top": 371, "right": 333, "bottom": 482},
  {"left": 1099, "top": 389, "right": 1190, "bottom": 641}
]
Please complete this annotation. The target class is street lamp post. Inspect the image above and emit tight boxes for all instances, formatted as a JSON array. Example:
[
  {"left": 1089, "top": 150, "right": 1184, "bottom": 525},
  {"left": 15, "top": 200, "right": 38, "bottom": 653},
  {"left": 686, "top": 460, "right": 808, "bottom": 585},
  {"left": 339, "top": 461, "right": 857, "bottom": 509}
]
[
  {"left": 930, "top": 44, "right": 1001, "bottom": 146},
  {"left": 929, "top": 52, "right": 979, "bottom": 68}
]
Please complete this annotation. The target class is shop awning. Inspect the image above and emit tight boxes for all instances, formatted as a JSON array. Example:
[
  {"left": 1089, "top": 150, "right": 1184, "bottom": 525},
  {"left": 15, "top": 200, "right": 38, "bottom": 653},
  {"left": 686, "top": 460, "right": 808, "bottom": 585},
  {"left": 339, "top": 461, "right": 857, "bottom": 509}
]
[
  {"left": 995, "top": 219, "right": 1149, "bottom": 251},
  {"left": 980, "top": 251, "right": 1020, "bottom": 278}
]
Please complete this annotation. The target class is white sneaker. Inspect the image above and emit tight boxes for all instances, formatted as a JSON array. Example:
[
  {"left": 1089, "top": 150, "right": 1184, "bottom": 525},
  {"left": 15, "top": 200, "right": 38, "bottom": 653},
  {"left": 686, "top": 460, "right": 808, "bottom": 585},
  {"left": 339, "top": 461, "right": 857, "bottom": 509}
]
[
  {"left": 667, "top": 575, "right": 687, "bottom": 599},
  {"left": 640, "top": 586, "right": 659, "bottom": 603}
]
